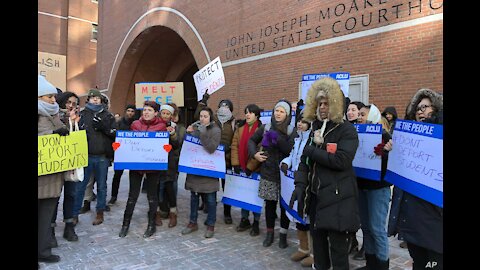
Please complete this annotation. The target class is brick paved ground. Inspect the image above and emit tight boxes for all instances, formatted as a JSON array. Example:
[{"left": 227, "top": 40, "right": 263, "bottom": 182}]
[{"left": 41, "top": 168, "right": 412, "bottom": 269}]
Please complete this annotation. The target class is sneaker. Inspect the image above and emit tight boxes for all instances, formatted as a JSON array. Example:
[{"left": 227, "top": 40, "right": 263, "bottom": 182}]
[
  {"left": 236, "top": 218, "right": 251, "bottom": 232},
  {"left": 204, "top": 225, "right": 215, "bottom": 238},
  {"left": 107, "top": 197, "right": 117, "bottom": 206},
  {"left": 181, "top": 223, "right": 198, "bottom": 235}
]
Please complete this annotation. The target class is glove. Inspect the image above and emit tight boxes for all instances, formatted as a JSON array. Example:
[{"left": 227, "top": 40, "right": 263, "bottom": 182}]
[
  {"left": 280, "top": 162, "right": 288, "bottom": 175},
  {"left": 233, "top": 166, "right": 241, "bottom": 174},
  {"left": 374, "top": 142, "right": 386, "bottom": 156},
  {"left": 289, "top": 183, "right": 306, "bottom": 218},
  {"left": 313, "top": 129, "right": 324, "bottom": 145},
  {"left": 53, "top": 127, "right": 70, "bottom": 136},
  {"left": 245, "top": 168, "right": 252, "bottom": 176},
  {"left": 92, "top": 116, "right": 104, "bottom": 131},
  {"left": 200, "top": 90, "right": 210, "bottom": 104}
]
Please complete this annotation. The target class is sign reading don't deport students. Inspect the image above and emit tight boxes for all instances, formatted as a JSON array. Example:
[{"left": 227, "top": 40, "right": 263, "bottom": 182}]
[
  {"left": 193, "top": 56, "right": 225, "bottom": 101},
  {"left": 135, "top": 82, "right": 184, "bottom": 108}
]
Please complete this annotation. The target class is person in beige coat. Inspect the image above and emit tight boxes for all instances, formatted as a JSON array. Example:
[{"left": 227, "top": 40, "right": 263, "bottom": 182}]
[{"left": 38, "top": 75, "right": 70, "bottom": 263}]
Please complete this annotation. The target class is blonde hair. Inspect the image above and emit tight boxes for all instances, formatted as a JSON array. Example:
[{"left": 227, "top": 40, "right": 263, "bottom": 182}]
[{"left": 379, "top": 116, "right": 391, "bottom": 132}]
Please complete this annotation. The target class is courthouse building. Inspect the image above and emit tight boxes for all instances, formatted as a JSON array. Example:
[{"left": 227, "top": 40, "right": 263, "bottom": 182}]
[{"left": 41, "top": 0, "right": 444, "bottom": 124}]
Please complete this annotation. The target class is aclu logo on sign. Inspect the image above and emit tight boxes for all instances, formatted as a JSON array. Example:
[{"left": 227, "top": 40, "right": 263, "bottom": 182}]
[{"left": 335, "top": 73, "right": 349, "bottom": 79}]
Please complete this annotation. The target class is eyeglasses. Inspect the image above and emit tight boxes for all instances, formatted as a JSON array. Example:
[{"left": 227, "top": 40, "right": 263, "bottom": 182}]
[{"left": 416, "top": 104, "right": 432, "bottom": 112}]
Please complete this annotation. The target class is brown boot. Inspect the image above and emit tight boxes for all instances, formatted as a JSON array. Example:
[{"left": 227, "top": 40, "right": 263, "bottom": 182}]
[
  {"left": 291, "top": 230, "right": 310, "bottom": 261},
  {"left": 300, "top": 254, "right": 314, "bottom": 267},
  {"left": 92, "top": 211, "right": 104, "bottom": 225},
  {"left": 168, "top": 212, "right": 177, "bottom": 228},
  {"left": 155, "top": 211, "right": 163, "bottom": 226}
]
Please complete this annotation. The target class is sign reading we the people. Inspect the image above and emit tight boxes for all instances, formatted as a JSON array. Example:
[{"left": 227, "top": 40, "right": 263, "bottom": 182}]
[
  {"left": 222, "top": 170, "right": 264, "bottom": 213},
  {"left": 300, "top": 72, "right": 350, "bottom": 100},
  {"left": 178, "top": 135, "right": 226, "bottom": 179},
  {"left": 385, "top": 120, "right": 443, "bottom": 208},
  {"left": 352, "top": 124, "right": 382, "bottom": 181},
  {"left": 113, "top": 131, "right": 170, "bottom": 170},
  {"left": 135, "top": 82, "right": 184, "bottom": 108},
  {"left": 38, "top": 130, "right": 88, "bottom": 176},
  {"left": 280, "top": 170, "right": 307, "bottom": 225},
  {"left": 193, "top": 56, "right": 225, "bottom": 101}
]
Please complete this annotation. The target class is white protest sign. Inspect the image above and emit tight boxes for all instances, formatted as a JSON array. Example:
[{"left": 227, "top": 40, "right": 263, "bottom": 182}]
[
  {"left": 352, "top": 124, "right": 382, "bottom": 181},
  {"left": 221, "top": 170, "right": 264, "bottom": 213},
  {"left": 280, "top": 170, "right": 307, "bottom": 225},
  {"left": 384, "top": 120, "right": 443, "bottom": 208},
  {"left": 193, "top": 56, "right": 225, "bottom": 101},
  {"left": 178, "top": 134, "right": 226, "bottom": 179},
  {"left": 113, "top": 131, "right": 169, "bottom": 170},
  {"left": 300, "top": 72, "right": 350, "bottom": 101}
]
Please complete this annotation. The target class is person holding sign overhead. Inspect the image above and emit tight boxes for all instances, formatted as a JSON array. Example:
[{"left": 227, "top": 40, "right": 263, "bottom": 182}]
[
  {"left": 38, "top": 75, "right": 69, "bottom": 263},
  {"left": 182, "top": 107, "right": 222, "bottom": 238},
  {"left": 386, "top": 88, "right": 443, "bottom": 270},
  {"left": 118, "top": 101, "right": 167, "bottom": 238}
]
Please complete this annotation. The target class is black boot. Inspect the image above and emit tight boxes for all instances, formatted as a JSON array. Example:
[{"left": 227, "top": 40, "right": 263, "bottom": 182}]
[
  {"left": 224, "top": 204, "right": 232, "bottom": 224},
  {"left": 349, "top": 235, "right": 359, "bottom": 254},
  {"left": 263, "top": 230, "right": 274, "bottom": 247},
  {"left": 79, "top": 200, "right": 91, "bottom": 214},
  {"left": 376, "top": 257, "right": 389, "bottom": 270},
  {"left": 278, "top": 233, "right": 288, "bottom": 249},
  {"left": 119, "top": 215, "right": 132, "bottom": 238},
  {"left": 355, "top": 253, "right": 376, "bottom": 270},
  {"left": 353, "top": 245, "right": 366, "bottom": 260},
  {"left": 63, "top": 222, "right": 78, "bottom": 241},
  {"left": 143, "top": 214, "right": 156, "bottom": 238},
  {"left": 49, "top": 226, "right": 58, "bottom": 248},
  {"left": 236, "top": 218, "right": 251, "bottom": 232},
  {"left": 250, "top": 220, "right": 260, "bottom": 236}
]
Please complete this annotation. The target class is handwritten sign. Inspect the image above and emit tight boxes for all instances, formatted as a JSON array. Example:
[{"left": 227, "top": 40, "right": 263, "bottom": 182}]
[
  {"left": 113, "top": 131, "right": 169, "bottom": 170},
  {"left": 38, "top": 52, "right": 67, "bottom": 90},
  {"left": 280, "top": 170, "right": 307, "bottom": 225},
  {"left": 385, "top": 120, "right": 443, "bottom": 207},
  {"left": 300, "top": 72, "right": 350, "bottom": 100},
  {"left": 38, "top": 130, "right": 88, "bottom": 176},
  {"left": 178, "top": 134, "right": 226, "bottom": 178},
  {"left": 193, "top": 56, "right": 225, "bottom": 101},
  {"left": 135, "top": 82, "right": 184, "bottom": 108},
  {"left": 221, "top": 170, "right": 264, "bottom": 213},
  {"left": 352, "top": 124, "right": 382, "bottom": 181}
]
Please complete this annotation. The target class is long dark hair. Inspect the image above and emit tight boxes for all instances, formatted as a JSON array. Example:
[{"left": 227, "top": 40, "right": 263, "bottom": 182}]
[{"left": 200, "top": 107, "right": 216, "bottom": 124}]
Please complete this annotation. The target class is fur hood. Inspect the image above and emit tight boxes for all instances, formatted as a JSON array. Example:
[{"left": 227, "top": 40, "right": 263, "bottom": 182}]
[
  {"left": 303, "top": 77, "right": 345, "bottom": 123},
  {"left": 405, "top": 88, "right": 443, "bottom": 120}
]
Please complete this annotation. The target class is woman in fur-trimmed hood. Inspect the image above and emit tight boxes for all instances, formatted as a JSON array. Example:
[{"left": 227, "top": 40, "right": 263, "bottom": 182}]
[{"left": 289, "top": 77, "right": 360, "bottom": 269}]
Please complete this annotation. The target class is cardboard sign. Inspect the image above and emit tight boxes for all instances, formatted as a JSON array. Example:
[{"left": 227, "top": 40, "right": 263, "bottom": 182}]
[
  {"left": 113, "top": 131, "right": 170, "bottom": 170},
  {"left": 385, "top": 120, "right": 443, "bottom": 208},
  {"left": 178, "top": 135, "right": 226, "bottom": 178},
  {"left": 193, "top": 56, "right": 225, "bottom": 101},
  {"left": 38, "top": 130, "right": 88, "bottom": 176},
  {"left": 135, "top": 82, "right": 184, "bottom": 108},
  {"left": 352, "top": 124, "right": 383, "bottom": 181},
  {"left": 300, "top": 72, "right": 350, "bottom": 100},
  {"left": 222, "top": 170, "right": 264, "bottom": 213},
  {"left": 280, "top": 170, "right": 307, "bottom": 225}
]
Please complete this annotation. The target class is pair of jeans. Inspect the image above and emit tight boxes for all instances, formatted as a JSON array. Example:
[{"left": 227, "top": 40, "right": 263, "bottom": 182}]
[
  {"left": 358, "top": 187, "right": 391, "bottom": 261},
  {"left": 73, "top": 155, "right": 109, "bottom": 216},
  {"left": 52, "top": 181, "right": 76, "bottom": 224},
  {"left": 241, "top": 209, "right": 260, "bottom": 221},
  {"left": 189, "top": 192, "right": 216, "bottom": 226}
]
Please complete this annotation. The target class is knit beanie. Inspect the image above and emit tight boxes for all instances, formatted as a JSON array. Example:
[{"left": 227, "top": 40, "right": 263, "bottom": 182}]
[
  {"left": 218, "top": 99, "right": 233, "bottom": 112},
  {"left": 160, "top": 104, "right": 175, "bottom": 114},
  {"left": 38, "top": 75, "right": 57, "bottom": 97},
  {"left": 274, "top": 101, "right": 291, "bottom": 116},
  {"left": 87, "top": 89, "right": 102, "bottom": 98},
  {"left": 125, "top": 104, "right": 136, "bottom": 111}
]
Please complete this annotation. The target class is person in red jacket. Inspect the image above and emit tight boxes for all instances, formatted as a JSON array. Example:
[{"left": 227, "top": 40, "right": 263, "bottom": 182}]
[{"left": 119, "top": 101, "right": 167, "bottom": 238}]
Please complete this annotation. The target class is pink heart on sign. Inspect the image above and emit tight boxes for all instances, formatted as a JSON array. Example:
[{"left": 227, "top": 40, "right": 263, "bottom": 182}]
[
  {"left": 163, "top": 144, "right": 172, "bottom": 153},
  {"left": 112, "top": 142, "right": 121, "bottom": 151}
]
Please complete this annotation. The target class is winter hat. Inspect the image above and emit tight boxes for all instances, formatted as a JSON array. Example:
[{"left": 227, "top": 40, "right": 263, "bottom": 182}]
[
  {"left": 143, "top": 100, "right": 160, "bottom": 112},
  {"left": 87, "top": 89, "right": 102, "bottom": 99},
  {"left": 274, "top": 100, "right": 291, "bottom": 116},
  {"left": 160, "top": 104, "right": 175, "bottom": 114},
  {"left": 218, "top": 99, "right": 233, "bottom": 112},
  {"left": 56, "top": 91, "right": 79, "bottom": 109},
  {"left": 38, "top": 75, "right": 57, "bottom": 97},
  {"left": 125, "top": 104, "right": 136, "bottom": 111}
]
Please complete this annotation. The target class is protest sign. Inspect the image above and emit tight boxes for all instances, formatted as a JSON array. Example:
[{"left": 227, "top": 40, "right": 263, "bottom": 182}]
[
  {"left": 352, "top": 124, "right": 382, "bottom": 181},
  {"left": 280, "top": 170, "right": 307, "bottom": 225},
  {"left": 222, "top": 170, "right": 264, "bottom": 213},
  {"left": 385, "top": 120, "right": 443, "bottom": 207},
  {"left": 178, "top": 135, "right": 226, "bottom": 178},
  {"left": 113, "top": 131, "right": 169, "bottom": 170},
  {"left": 135, "top": 82, "right": 184, "bottom": 108},
  {"left": 38, "top": 130, "right": 88, "bottom": 176},
  {"left": 300, "top": 72, "right": 350, "bottom": 100},
  {"left": 193, "top": 56, "right": 225, "bottom": 101}
]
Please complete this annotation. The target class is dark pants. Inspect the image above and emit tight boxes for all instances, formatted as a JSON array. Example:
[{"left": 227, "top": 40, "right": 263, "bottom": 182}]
[
  {"left": 408, "top": 242, "right": 443, "bottom": 270},
  {"left": 123, "top": 171, "right": 160, "bottom": 218},
  {"left": 39, "top": 198, "right": 58, "bottom": 258},
  {"left": 221, "top": 178, "right": 231, "bottom": 216},
  {"left": 265, "top": 199, "right": 289, "bottom": 230},
  {"left": 111, "top": 169, "right": 125, "bottom": 198},
  {"left": 309, "top": 193, "right": 350, "bottom": 270},
  {"left": 52, "top": 181, "right": 76, "bottom": 224}
]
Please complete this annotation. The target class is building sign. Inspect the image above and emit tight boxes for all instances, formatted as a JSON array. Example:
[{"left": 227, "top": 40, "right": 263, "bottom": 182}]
[{"left": 38, "top": 52, "right": 67, "bottom": 90}]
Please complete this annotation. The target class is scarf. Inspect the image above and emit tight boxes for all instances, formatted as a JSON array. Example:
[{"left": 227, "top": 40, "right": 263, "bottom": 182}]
[
  {"left": 85, "top": 102, "right": 104, "bottom": 113},
  {"left": 217, "top": 106, "right": 233, "bottom": 125},
  {"left": 38, "top": 100, "right": 59, "bottom": 117},
  {"left": 239, "top": 120, "right": 259, "bottom": 170}
]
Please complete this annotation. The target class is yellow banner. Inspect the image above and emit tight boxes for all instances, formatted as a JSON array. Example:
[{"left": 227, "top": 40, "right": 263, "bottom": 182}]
[{"left": 38, "top": 130, "right": 88, "bottom": 176}]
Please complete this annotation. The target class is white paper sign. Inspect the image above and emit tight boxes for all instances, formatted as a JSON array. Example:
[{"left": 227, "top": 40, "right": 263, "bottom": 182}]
[
  {"left": 280, "top": 170, "right": 307, "bottom": 225},
  {"left": 113, "top": 131, "right": 169, "bottom": 170},
  {"left": 178, "top": 134, "right": 226, "bottom": 178},
  {"left": 300, "top": 72, "right": 350, "bottom": 101},
  {"left": 193, "top": 56, "right": 225, "bottom": 101},
  {"left": 352, "top": 124, "right": 382, "bottom": 181},
  {"left": 385, "top": 120, "right": 443, "bottom": 207},
  {"left": 221, "top": 170, "right": 264, "bottom": 213}
]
